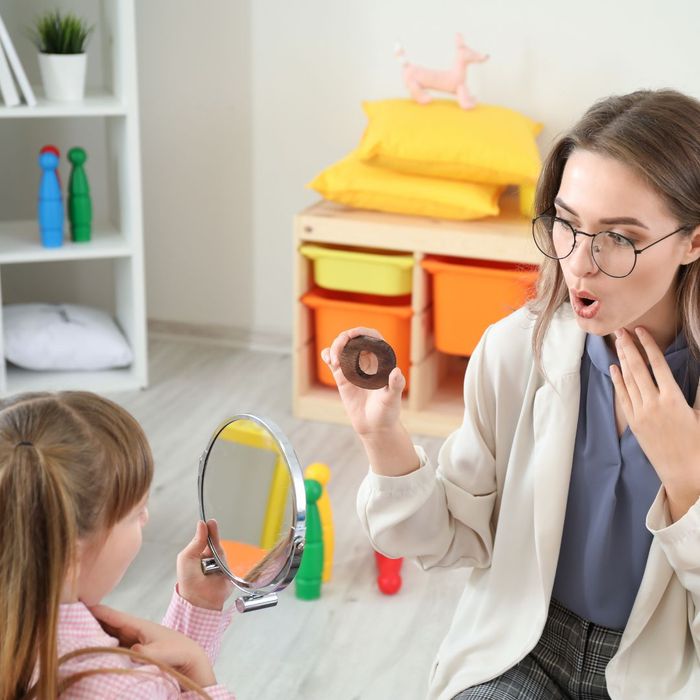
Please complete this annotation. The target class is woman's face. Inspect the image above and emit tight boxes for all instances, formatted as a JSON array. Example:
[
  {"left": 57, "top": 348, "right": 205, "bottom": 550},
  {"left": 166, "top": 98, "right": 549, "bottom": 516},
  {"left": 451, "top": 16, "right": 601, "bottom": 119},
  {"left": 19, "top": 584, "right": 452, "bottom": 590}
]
[{"left": 556, "top": 149, "right": 700, "bottom": 348}]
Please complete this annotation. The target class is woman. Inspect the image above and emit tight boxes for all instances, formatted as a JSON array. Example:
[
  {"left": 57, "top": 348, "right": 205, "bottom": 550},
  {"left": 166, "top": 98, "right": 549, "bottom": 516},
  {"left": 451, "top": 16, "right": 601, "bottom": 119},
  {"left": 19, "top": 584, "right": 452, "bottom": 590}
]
[{"left": 323, "top": 89, "right": 700, "bottom": 699}]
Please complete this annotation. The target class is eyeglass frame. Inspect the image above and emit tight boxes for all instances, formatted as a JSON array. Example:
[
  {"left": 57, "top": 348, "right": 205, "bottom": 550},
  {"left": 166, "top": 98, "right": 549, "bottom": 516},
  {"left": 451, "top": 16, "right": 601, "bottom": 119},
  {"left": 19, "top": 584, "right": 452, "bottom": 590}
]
[{"left": 531, "top": 213, "right": 693, "bottom": 279}]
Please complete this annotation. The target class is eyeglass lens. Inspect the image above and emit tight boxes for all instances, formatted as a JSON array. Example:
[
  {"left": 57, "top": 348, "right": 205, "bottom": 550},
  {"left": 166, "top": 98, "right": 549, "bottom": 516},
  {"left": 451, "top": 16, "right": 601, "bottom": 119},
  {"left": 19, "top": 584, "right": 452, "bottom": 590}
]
[{"left": 533, "top": 215, "right": 636, "bottom": 277}]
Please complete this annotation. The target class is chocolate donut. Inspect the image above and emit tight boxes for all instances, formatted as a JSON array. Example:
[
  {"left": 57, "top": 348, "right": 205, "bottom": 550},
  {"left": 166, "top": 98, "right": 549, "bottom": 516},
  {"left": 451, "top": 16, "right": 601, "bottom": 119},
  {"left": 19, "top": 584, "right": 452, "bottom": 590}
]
[{"left": 340, "top": 336, "right": 397, "bottom": 390}]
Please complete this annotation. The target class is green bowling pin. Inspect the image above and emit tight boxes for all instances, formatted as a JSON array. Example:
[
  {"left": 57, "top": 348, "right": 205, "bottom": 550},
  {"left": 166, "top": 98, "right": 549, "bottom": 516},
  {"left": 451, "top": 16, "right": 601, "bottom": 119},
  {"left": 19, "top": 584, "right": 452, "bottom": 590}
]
[
  {"left": 68, "top": 147, "right": 92, "bottom": 242},
  {"left": 295, "top": 478, "right": 324, "bottom": 600}
]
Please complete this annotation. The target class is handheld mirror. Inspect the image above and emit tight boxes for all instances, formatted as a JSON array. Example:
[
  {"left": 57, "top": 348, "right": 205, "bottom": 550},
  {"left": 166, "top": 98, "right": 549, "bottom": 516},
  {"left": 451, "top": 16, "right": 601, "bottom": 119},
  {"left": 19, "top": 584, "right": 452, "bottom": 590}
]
[{"left": 198, "top": 414, "right": 306, "bottom": 612}]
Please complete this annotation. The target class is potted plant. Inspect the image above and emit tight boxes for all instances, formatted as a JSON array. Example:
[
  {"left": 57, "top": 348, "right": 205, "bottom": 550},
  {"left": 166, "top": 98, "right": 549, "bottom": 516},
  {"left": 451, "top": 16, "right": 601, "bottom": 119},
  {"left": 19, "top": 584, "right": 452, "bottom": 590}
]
[{"left": 30, "top": 10, "right": 93, "bottom": 102}]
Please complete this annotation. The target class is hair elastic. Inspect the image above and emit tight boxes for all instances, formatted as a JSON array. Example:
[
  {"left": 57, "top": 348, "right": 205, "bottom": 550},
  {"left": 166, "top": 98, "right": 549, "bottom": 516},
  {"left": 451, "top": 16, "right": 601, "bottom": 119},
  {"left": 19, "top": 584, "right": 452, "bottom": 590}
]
[{"left": 16, "top": 441, "right": 34, "bottom": 447}]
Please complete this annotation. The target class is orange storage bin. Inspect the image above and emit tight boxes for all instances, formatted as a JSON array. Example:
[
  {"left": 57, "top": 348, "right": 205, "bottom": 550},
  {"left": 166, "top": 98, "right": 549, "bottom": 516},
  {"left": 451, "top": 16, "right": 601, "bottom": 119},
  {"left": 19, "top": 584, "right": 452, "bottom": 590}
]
[
  {"left": 301, "top": 287, "right": 412, "bottom": 390},
  {"left": 421, "top": 256, "right": 538, "bottom": 356}
]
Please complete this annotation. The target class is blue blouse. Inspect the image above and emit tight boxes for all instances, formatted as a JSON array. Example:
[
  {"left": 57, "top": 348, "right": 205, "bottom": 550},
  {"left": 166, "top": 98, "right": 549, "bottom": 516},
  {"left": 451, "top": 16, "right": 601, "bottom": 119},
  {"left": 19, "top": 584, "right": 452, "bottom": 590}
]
[{"left": 551, "top": 330, "right": 698, "bottom": 630}]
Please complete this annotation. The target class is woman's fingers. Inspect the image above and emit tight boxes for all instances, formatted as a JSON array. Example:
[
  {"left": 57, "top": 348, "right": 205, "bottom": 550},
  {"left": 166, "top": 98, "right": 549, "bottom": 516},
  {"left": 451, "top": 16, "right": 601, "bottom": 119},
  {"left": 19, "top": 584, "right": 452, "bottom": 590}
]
[
  {"left": 610, "top": 363, "right": 632, "bottom": 423},
  {"left": 634, "top": 326, "right": 678, "bottom": 396},
  {"left": 616, "top": 336, "right": 642, "bottom": 410},
  {"left": 616, "top": 329, "right": 656, "bottom": 405},
  {"left": 386, "top": 366, "right": 406, "bottom": 397}
]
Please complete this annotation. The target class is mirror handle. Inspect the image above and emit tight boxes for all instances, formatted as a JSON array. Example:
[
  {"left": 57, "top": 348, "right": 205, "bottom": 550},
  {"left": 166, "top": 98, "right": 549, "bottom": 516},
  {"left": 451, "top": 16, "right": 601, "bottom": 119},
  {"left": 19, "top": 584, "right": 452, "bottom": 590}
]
[
  {"left": 235, "top": 592, "right": 279, "bottom": 613},
  {"left": 200, "top": 556, "right": 280, "bottom": 612}
]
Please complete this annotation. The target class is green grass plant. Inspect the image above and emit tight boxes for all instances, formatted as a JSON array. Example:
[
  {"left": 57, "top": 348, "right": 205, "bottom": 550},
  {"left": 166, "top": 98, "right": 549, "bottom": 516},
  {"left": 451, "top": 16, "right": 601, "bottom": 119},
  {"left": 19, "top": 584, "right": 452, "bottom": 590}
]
[{"left": 30, "top": 10, "right": 93, "bottom": 54}]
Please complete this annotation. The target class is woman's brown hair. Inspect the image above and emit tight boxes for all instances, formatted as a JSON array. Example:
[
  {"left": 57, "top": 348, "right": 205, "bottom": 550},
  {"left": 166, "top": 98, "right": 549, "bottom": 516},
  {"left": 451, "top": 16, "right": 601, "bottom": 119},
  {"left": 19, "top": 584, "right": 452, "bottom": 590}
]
[
  {"left": 0, "top": 391, "right": 155, "bottom": 699},
  {"left": 528, "top": 89, "right": 700, "bottom": 370}
]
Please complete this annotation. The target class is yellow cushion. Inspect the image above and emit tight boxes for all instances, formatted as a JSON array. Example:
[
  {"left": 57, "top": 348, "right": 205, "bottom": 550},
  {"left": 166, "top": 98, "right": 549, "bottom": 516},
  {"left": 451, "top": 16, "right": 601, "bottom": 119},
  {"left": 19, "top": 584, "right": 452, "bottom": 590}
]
[
  {"left": 519, "top": 183, "right": 536, "bottom": 218},
  {"left": 308, "top": 152, "right": 503, "bottom": 221},
  {"left": 358, "top": 99, "right": 542, "bottom": 186}
]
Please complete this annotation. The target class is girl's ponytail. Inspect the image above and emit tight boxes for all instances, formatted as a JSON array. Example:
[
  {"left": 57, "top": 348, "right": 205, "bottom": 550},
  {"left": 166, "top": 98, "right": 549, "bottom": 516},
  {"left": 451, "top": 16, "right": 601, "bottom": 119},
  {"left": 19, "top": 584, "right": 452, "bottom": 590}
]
[{"left": 0, "top": 397, "right": 104, "bottom": 700}]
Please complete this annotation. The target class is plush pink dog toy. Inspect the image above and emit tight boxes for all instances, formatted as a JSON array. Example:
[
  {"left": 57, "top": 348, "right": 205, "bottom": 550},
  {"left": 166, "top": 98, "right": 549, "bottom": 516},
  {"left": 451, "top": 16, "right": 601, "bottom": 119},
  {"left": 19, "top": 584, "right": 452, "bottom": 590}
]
[{"left": 395, "top": 33, "right": 489, "bottom": 110}]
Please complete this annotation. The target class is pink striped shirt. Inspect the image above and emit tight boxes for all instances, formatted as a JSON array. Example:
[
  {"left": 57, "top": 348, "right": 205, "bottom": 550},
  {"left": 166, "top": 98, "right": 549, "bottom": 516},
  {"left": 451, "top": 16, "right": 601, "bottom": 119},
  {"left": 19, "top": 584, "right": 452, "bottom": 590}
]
[{"left": 55, "top": 589, "right": 236, "bottom": 699}]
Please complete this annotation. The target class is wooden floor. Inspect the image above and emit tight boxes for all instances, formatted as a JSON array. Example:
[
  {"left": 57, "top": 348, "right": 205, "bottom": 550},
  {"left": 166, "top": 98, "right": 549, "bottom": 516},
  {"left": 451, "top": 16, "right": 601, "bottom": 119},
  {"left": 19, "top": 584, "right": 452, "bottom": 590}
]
[{"left": 103, "top": 337, "right": 468, "bottom": 700}]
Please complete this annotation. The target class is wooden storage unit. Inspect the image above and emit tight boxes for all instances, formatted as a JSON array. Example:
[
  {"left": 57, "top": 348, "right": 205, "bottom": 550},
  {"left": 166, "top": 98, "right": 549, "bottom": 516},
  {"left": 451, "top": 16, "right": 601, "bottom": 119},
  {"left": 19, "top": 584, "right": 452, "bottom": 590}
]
[{"left": 293, "top": 197, "right": 540, "bottom": 437}]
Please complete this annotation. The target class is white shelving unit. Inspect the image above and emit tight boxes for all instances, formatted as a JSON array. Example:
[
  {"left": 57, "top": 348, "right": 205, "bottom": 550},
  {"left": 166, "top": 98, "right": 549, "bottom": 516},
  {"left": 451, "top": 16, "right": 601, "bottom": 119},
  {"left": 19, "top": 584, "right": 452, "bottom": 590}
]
[{"left": 0, "top": 0, "right": 147, "bottom": 395}]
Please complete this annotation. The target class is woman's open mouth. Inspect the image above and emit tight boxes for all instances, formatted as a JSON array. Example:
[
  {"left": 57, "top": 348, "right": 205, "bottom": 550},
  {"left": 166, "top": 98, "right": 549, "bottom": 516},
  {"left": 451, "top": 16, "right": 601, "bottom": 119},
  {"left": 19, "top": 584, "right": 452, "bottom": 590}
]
[{"left": 571, "top": 290, "right": 601, "bottom": 319}]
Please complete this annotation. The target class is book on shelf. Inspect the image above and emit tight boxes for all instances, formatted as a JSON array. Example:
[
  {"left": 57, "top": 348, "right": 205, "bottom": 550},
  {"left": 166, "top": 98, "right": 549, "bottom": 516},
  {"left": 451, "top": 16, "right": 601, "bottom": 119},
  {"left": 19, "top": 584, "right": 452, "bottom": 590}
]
[
  {"left": 0, "top": 11, "right": 36, "bottom": 107},
  {"left": 0, "top": 34, "right": 19, "bottom": 107}
]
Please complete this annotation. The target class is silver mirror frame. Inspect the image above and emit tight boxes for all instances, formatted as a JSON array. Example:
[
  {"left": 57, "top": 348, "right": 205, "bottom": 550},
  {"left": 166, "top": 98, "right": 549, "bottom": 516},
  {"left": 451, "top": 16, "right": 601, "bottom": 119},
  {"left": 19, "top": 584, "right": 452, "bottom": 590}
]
[{"left": 197, "top": 413, "right": 306, "bottom": 612}]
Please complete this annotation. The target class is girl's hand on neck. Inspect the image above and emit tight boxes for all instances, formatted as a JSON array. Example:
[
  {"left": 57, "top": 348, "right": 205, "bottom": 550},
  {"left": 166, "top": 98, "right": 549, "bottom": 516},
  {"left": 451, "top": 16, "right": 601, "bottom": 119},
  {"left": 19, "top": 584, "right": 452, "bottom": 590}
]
[{"left": 91, "top": 604, "right": 217, "bottom": 688}]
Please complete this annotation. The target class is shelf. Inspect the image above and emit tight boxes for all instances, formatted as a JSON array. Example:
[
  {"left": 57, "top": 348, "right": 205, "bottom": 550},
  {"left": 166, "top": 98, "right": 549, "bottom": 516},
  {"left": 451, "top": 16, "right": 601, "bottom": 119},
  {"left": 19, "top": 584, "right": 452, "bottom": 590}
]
[
  {"left": 6, "top": 364, "right": 144, "bottom": 394},
  {"left": 0, "top": 90, "right": 127, "bottom": 119},
  {"left": 0, "top": 220, "right": 133, "bottom": 263},
  {"left": 297, "top": 196, "right": 541, "bottom": 265}
]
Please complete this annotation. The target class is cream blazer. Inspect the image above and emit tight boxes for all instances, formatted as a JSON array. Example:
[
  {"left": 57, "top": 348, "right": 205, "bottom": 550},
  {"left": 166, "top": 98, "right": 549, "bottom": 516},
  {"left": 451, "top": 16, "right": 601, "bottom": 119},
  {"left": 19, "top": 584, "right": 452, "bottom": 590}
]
[{"left": 357, "top": 304, "right": 700, "bottom": 700}]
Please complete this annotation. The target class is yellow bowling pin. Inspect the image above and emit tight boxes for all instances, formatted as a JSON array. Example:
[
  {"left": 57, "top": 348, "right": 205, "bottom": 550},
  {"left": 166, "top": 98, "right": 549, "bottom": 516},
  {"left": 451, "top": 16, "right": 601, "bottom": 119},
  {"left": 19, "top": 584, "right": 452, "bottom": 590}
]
[{"left": 304, "top": 462, "right": 333, "bottom": 582}]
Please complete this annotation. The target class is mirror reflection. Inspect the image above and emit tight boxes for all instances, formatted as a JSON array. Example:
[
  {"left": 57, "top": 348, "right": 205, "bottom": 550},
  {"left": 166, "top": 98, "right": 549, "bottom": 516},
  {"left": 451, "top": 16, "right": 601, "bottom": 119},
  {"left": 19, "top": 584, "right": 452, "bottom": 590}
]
[{"left": 201, "top": 418, "right": 296, "bottom": 588}]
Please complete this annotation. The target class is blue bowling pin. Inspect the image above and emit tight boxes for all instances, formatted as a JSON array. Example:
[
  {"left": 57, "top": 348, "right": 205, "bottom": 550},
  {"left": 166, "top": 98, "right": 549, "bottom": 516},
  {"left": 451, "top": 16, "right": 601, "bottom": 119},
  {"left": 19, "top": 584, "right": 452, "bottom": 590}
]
[{"left": 38, "top": 151, "right": 64, "bottom": 247}]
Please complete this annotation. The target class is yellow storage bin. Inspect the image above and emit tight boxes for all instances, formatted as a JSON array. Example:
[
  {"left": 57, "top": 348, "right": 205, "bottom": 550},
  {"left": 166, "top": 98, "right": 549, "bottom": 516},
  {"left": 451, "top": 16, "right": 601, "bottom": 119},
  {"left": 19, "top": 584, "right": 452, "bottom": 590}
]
[{"left": 300, "top": 244, "right": 414, "bottom": 296}]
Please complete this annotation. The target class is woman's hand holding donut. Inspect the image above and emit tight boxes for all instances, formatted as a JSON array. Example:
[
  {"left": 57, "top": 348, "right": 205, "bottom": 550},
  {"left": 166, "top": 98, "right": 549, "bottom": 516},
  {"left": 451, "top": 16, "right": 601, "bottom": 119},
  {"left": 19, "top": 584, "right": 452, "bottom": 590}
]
[
  {"left": 322, "top": 327, "right": 420, "bottom": 476},
  {"left": 322, "top": 327, "right": 404, "bottom": 435}
]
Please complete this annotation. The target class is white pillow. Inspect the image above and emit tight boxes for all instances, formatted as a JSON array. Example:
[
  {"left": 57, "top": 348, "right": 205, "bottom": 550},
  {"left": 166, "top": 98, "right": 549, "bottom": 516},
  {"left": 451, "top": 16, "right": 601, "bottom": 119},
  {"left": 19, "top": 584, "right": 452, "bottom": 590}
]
[{"left": 3, "top": 303, "right": 134, "bottom": 371}]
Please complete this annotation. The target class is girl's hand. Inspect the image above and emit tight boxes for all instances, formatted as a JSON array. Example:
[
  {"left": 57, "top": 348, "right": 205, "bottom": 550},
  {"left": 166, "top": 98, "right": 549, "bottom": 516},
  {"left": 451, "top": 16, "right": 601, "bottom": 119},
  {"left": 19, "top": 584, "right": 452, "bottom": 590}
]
[
  {"left": 91, "top": 604, "right": 216, "bottom": 688},
  {"left": 611, "top": 326, "right": 700, "bottom": 520},
  {"left": 177, "top": 519, "right": 235, "bottom": 610},
  {"left": 322, "top": 327, "right": 406, "bottom": 437}
]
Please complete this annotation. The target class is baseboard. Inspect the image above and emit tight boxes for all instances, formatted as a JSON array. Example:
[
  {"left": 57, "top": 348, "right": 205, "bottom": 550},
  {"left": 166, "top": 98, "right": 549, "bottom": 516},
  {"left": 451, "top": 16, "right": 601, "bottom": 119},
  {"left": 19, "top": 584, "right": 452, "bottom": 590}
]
[{"left": 148, "top": 319, "right": 291, "bottom": 354}]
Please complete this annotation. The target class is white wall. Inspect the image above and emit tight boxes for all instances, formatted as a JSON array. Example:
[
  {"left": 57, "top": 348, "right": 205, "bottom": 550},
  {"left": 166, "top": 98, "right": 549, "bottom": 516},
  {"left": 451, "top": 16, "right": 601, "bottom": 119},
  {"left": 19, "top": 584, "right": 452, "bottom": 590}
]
[
  {"left": 136, "top": 0, "right": 253, "bottom": 332},
  {"left": 242, "top": 0, "right": 700, "bottom": 338},
  {"left": 4, "top": 1, "right": 700, "bottom": 342}
]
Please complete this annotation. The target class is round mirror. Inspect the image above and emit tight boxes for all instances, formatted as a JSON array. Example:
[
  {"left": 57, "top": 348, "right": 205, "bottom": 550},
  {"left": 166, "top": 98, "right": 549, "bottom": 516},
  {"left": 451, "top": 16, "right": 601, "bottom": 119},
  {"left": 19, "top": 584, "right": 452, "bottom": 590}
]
[{"left": 197, "top": 414, "right": 306, "bottom": 612}]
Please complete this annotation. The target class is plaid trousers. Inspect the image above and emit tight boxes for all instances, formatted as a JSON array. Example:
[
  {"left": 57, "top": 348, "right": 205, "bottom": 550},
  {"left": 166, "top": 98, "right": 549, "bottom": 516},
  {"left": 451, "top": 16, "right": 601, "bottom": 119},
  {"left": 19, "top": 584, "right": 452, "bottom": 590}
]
[{"left": 453, "top": 598, "right": 623, "bottom": 700}]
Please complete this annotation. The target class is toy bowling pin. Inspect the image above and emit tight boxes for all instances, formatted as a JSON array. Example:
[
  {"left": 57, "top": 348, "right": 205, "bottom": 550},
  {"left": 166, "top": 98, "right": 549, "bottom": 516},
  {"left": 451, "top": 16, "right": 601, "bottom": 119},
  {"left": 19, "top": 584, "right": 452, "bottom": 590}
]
[
  {"left": 375, "top": 551, "right": 403, "bottom": 595},
  {"left": 304, "top": 463, "right": 334, "bottom": 582},
  {"left": 40, "top": 145, "right": 61, "bottom": 186},
  {"left": 295, "top": 478, "right": 323, "bottom": 600},
  {"left": 38, "top": 150, "right": 63, "bottom": 247},
  {"left": 68, "top": 146, "right": 92, "bottom": 242}
]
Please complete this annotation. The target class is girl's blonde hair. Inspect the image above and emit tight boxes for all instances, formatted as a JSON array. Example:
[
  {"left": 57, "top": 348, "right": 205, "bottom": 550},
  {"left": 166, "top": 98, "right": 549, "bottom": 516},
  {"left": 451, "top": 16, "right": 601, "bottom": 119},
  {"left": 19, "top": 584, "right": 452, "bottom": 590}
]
[
  {"left": 528, "top": 89, "right": 700, "bottom": 369},
  {"left": 0, "top": 391, "right": 163, "bottom": 699}
]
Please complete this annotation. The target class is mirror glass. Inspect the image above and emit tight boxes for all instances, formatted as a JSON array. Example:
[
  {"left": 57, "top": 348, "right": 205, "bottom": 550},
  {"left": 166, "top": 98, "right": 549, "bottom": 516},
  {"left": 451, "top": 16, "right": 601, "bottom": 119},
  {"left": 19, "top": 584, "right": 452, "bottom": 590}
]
[{"left": 198, "top": 415, "right": 306, "bottom": 607}]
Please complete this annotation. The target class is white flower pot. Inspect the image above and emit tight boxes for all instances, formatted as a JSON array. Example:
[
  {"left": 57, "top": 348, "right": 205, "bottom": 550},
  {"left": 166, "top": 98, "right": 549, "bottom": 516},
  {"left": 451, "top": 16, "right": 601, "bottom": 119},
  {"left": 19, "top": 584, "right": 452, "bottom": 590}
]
[{"left": 38, "top": 53, "right": 87, "bottom": 102}]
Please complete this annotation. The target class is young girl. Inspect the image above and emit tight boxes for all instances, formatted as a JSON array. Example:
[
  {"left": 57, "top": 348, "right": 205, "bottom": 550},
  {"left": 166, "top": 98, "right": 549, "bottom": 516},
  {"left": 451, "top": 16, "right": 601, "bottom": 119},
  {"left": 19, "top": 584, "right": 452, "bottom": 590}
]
[
  {"left": 323, "top": 89, "right": 700, "bottom": 700},
  {"left": 0, "top": 391, "right": 236, "bottom": 699}
]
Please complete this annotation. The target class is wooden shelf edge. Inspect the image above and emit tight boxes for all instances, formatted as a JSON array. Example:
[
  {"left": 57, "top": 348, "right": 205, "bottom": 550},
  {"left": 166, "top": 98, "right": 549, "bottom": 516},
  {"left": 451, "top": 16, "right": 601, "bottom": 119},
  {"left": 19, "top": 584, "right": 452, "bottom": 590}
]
[{"left": 295, "top": 197, "right": 541, "bottom": 265}]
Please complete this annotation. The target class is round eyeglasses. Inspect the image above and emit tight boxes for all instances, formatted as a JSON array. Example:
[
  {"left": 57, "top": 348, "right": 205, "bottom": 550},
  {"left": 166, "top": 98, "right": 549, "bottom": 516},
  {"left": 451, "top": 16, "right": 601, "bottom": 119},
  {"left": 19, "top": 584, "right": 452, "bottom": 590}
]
[{"left": 531, "top": 214, "right": 691, "bottom": 278}]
